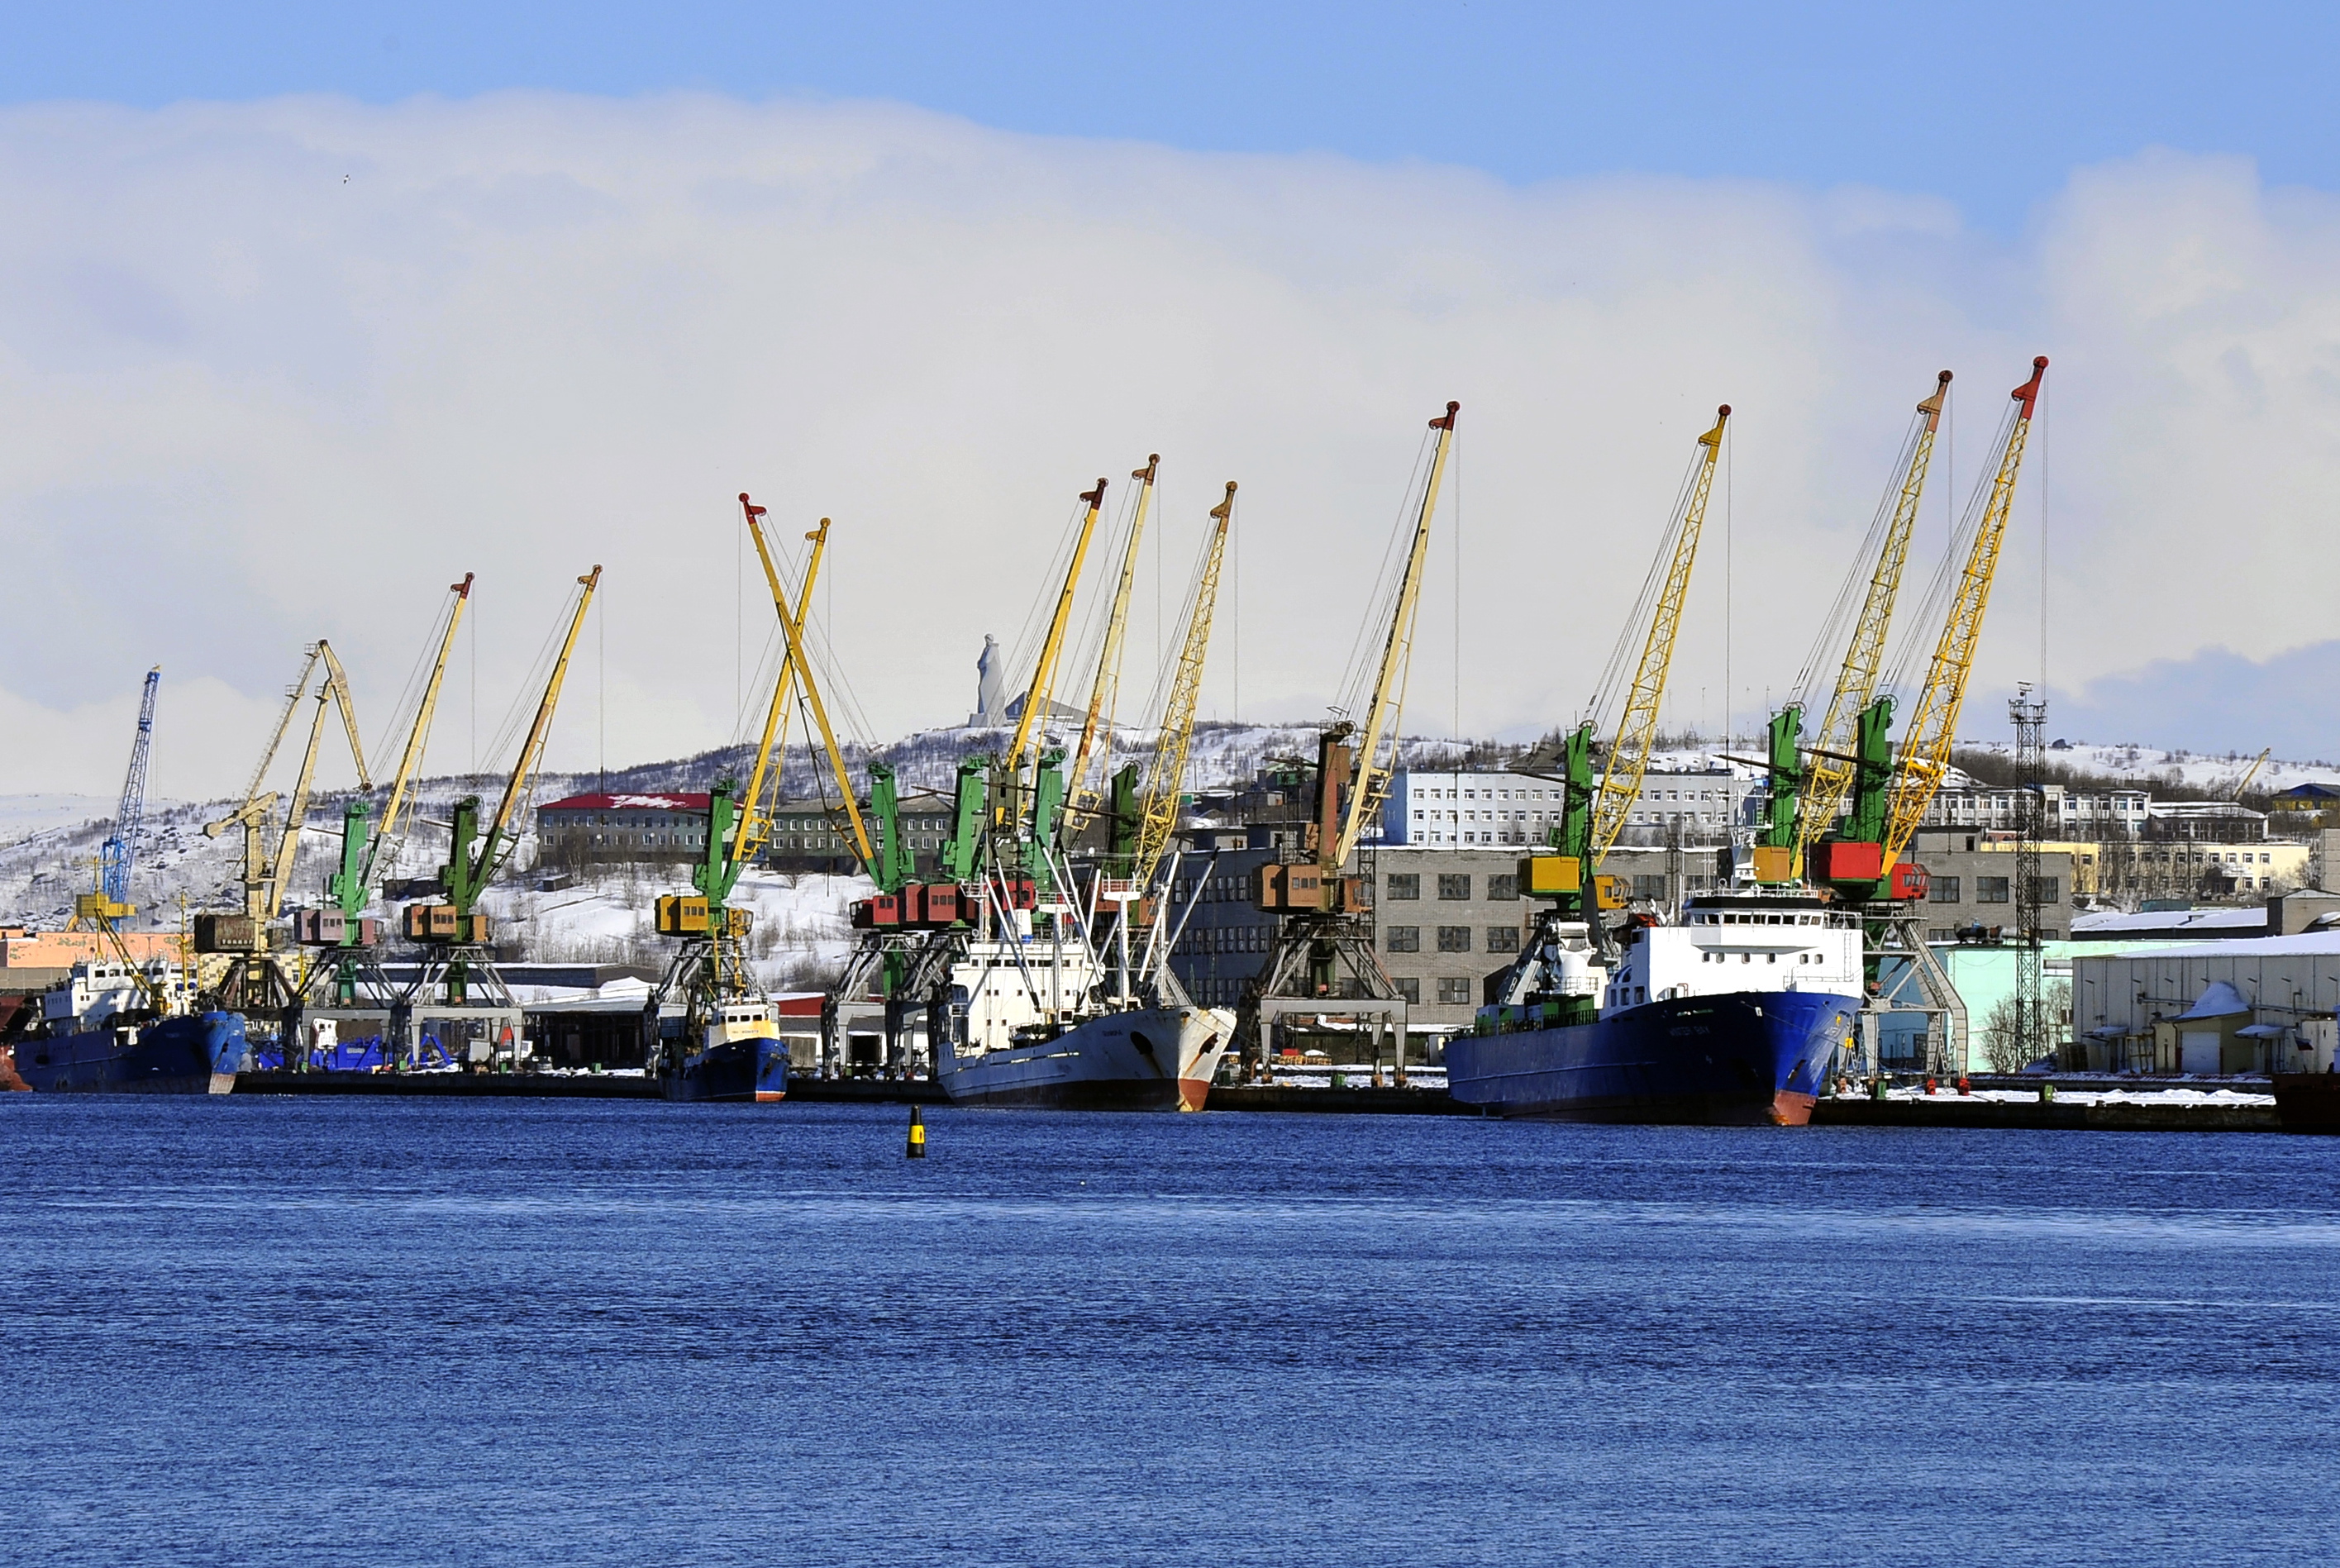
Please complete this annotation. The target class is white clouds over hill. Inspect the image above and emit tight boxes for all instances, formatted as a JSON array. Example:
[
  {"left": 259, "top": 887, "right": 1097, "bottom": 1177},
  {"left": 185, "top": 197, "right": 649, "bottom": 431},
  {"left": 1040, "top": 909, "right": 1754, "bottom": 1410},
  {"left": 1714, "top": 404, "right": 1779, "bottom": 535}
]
[{"left": 0, "top": 95, "right": 2329, "bottom": 796}]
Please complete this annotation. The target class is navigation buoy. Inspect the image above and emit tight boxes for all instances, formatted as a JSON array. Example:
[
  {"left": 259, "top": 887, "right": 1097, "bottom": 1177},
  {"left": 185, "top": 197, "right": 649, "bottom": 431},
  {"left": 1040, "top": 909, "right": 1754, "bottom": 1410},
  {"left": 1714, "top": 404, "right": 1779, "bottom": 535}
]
[{"left": 907, "top": 1104, "right": 927, "bottom": 1159}]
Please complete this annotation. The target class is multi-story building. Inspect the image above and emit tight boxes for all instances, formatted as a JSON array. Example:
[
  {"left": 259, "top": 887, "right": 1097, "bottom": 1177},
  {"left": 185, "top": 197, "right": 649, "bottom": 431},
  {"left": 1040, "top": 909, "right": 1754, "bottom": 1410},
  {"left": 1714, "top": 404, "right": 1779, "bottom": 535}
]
[
  {"left": 1920, "top": 780, "right": 2149, "bottom": 836},
  {"left": 534, "top": 791, "right": 951, "bottom": 876},
  {"left": 536, "top": 793, "right": 712, "bottom": 868},
  {"left": 1375, "top": 765, "right": 1754, "bottom": 850},
  {"left": 1904, "top": 826, "right": 2078, "bottom": 942},
  {"left": 1165, "top": 834, "right": 1532, "bottom": 1035}
]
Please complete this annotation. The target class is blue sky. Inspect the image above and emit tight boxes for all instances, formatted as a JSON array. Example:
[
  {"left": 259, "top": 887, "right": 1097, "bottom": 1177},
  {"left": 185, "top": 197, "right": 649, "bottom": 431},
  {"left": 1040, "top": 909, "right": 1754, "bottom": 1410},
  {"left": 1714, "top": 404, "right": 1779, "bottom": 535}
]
[
  {"left": 3, "top": 6, "right": 2336, "bottom": 790},
  {"left": 9, "top": 2, "right": 2336, "bottom": 231}
]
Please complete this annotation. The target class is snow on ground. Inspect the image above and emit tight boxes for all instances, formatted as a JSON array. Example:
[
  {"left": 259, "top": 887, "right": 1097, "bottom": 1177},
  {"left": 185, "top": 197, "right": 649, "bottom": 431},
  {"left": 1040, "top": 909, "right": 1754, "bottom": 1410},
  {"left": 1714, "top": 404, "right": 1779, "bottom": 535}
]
[
  {"left": 1870, "top": 1084, "right": 2275, "bottom": 1106},
  {"left": 484, "top": 866, "right": 870, "bottom": 990}
]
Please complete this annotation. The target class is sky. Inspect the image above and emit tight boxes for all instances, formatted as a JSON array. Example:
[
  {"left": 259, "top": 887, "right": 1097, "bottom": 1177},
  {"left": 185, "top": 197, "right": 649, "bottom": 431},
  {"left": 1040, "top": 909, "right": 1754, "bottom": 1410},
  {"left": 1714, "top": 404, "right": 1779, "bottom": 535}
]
[{"left": 4, "top": 4, "right": 2338, "bottom": 798}]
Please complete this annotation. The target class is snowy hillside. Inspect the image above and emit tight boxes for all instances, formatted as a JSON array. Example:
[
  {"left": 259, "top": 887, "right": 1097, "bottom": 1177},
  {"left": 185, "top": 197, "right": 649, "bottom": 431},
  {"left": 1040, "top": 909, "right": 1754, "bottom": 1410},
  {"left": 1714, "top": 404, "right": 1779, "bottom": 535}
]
[{"left": 1953, "top": 741, "right": 2340, "bottom": 796}]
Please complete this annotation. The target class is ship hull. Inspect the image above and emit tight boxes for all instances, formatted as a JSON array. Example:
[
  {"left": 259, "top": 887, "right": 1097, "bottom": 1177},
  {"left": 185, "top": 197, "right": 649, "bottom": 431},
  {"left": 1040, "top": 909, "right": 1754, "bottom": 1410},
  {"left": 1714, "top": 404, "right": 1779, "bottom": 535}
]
[
  {"left": 663, "top": 1035, "right": 789, "bottom": 1104},
  {"left": 14, "top": 1013, "right": 250, "bottom": 1095},
  {"left": 940, "top": 1006, "right": 1229, "bottom": 1112},
  {"left": 1446, "top": 990, "right": 1857, "bottom": 1126},
  {"left": 2273, "top": 1073, "right": 2340, "bottom": 1132}
]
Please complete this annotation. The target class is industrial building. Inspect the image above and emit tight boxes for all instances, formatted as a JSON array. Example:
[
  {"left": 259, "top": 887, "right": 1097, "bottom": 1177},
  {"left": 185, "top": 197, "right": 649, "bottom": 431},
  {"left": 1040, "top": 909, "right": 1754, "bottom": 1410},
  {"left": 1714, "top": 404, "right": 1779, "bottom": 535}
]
[{"left": 2072, "top": 932, "right": 2340, "bottom": 1075}]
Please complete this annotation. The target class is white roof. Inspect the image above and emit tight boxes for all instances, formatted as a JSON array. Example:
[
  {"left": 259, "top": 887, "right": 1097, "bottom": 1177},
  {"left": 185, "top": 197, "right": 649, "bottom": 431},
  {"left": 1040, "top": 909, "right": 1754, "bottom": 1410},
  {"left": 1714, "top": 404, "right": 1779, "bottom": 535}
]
[
  {"left": 2174, "top": 979, "right": 2252, "bottom": 1020},
  {"left": 2071, "top": 908, "right": 2264, "bottom": 935},
  {"left": 2123, "top": 932, "right": 2340, "bottom": 960}
]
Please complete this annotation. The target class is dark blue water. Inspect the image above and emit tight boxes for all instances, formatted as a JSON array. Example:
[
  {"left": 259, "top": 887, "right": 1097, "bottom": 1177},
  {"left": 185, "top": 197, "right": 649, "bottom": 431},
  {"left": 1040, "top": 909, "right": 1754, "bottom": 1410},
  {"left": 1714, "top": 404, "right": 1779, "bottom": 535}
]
[{"left": 5, "top": 1099, "right": 2336, "bottom": 1566}]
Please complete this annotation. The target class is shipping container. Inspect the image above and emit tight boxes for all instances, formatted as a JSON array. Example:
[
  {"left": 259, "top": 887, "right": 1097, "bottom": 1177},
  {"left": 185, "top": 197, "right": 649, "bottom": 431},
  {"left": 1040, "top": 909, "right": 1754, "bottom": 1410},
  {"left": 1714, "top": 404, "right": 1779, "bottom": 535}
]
[{"left": 193, "top": 913, "right": 258, "bottom": 954}]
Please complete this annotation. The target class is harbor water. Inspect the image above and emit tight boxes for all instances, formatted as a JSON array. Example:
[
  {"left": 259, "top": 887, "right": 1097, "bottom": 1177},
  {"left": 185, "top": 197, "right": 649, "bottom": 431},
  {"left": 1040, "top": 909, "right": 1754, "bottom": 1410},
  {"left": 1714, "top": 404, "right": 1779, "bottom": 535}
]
[{"left": 5, "top": 1099, "right": 2337, "bottom": 1566}]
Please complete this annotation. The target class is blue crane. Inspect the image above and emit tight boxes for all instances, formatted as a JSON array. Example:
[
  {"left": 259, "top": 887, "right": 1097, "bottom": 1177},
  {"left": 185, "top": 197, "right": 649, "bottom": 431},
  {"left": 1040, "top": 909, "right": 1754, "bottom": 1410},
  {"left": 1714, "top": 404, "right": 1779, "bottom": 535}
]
[{"left": 97, "top": 667, "right": 161, "bottom": 913}]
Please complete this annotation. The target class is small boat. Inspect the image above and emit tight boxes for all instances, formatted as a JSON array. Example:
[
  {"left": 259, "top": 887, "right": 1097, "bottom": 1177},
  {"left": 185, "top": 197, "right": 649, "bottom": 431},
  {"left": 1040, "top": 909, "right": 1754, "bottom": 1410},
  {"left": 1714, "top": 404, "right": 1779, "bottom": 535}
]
[{"left": 661, "top": 998, "right": 789, "bottom": 1103}]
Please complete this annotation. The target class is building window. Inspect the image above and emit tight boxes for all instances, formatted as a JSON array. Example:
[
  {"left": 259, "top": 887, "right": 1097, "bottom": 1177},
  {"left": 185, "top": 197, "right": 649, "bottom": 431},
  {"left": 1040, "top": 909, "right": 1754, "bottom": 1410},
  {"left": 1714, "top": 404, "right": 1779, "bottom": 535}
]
[
  {"left": 1394, "top": 978, "right": 1420, "bottom": 1004},
  {"left": 1632, "top": 875, "right": 1664, "bottom": 899},
  {"left": 1386, "top": 874, "right": 1420, "bottom": 901},
  {"left": 1437, "top": 874, "right": 1471, "bottom": 900},
  {"left": 1437, "top": 977, "right": 1473, "bottom": 1005},
  {"left": 1385, "top": 926, "right": 1421, "bottom": 954},
  {"left": 2029, "top": 877, "right": 2061, "bottom": 904},
  {"left": 1975, "top": 876, "right": 2010, "bottom": 904},
  {"left": 1485, "top": 874, "right": 1518, "bottom": 901},
  {"left": 1487, "top": 926, "right": 1520, "bottom": 954},
  {"left": 1437, "top": 926, "right": 1471, "bottom": 953},
  {"left": 1928, "top": 927, "right": 1953, "bottom": 942},
  {"left": 1929, "top": 876, "right": 1961, "bottom": 903}
]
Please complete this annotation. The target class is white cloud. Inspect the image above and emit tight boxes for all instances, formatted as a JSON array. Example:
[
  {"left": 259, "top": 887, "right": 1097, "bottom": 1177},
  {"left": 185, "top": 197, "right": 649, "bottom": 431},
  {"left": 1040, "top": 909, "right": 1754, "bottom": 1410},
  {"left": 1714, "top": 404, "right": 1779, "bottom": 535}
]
[{"left": 0, "top": 94, "right": 2328, "bottom": 796}]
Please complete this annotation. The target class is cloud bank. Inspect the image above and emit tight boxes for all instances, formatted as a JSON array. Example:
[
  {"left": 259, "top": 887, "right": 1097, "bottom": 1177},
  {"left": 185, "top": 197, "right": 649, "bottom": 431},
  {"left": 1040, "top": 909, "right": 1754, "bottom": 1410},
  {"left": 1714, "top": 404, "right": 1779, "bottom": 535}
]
[{"left": 0, "top": 93, "right": 2331, "bottom": 797}]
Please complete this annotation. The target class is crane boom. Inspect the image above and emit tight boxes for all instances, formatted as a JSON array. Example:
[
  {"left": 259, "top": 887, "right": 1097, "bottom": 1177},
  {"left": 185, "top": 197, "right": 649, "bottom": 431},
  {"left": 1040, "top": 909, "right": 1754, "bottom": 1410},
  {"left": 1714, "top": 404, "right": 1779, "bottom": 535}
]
[
  {"left": 1796, "top": 373, "right": 1950, "bottom": 857},
  {"left": 262, "top": 641, "right": 368, "bottom": 921},
  {"left": 469, "top": 567, "right": 600, "bottom": 892},
  {"left": 727, "top": 516, "right": 827, "bottom": 881},
  {"left": 98, "top": 667, "right": 160, "bottom": 911},
  {"left": 373, "top": 574, "right": 471, "bottom": 864},
  {"left": 1132, "top": 482, "right": 1234, "bottom": 884},
  {"left": 1588, "top": 405, "right": 1729, "bottom": 865},
  {"left": 1008, "top": 479, "right": 1108, "bottom": 781},
  {"left": 1330, "top": 401, "right": 1459, "bottom": 874},
  {"left": 1067, "top": 457, "right": 1157, "bottom": 817},
  {"left": 743, "top": 498, "right": 877, "bottom": 876},
  {"left": 1882, "top": 356, "right": 2048, "bottom": 862},
  {"left": 2232, "top": 748, "right": 2271, "bottom": 801}
]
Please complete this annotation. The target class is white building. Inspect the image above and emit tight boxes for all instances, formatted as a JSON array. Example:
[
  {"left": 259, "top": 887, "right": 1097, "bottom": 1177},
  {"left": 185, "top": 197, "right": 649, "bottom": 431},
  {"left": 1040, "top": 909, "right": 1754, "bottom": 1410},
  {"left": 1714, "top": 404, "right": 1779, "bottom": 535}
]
[
  {"left": 1918, "top": 779, "right": 2151, "bottom": 836},
  {"left": 1376, "top": 764, "right": 1756, "bottom": 850}
]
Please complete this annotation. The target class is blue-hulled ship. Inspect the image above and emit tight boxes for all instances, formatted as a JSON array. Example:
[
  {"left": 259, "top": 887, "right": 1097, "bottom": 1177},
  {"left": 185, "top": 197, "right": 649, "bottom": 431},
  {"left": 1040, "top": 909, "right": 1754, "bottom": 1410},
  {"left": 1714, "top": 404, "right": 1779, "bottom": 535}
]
[
  {"left": 1448, "top": 892, "right": 1863, "bottom": 1126},
  {"left": 12, "top": 958, "right": 249, "bottom": 1094},
  {"left": 656, "top": 999, "right": 790, "bottom": 1103}
]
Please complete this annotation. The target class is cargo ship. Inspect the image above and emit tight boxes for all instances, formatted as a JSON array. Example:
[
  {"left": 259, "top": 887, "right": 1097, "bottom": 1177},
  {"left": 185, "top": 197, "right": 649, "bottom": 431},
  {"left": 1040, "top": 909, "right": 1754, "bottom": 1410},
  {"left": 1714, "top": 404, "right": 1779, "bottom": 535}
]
[
  {"left": 930, "top": 884, "right": 1231, "bottom": 1111},
  {"left": 12, "top": 958, "right": 250, "bottom": 1094},
  {"left": 1447, "top": 892, "right": 1863, "bottom": 1125}
]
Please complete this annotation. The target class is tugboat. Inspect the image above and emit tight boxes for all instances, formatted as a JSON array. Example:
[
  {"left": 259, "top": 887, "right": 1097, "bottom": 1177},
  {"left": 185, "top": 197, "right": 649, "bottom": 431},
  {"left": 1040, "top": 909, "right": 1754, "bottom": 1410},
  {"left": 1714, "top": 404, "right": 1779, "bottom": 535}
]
[{"left": 13, "top": 957, "right": 250, "bottom": 1094}]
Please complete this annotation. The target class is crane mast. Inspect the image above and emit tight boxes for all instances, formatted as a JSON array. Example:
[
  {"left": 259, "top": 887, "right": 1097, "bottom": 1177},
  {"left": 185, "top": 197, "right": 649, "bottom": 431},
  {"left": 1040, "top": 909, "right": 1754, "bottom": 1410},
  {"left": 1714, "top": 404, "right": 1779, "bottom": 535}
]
[
  {"left": 1586, "top": 405, "right": 1729, "bottom": 865},
  {"left": 1795, "top": 373, "right": 1950, "bottom": 860},
  {"left": 1132, "top": 482, "right": 1235, "bottom": 886},
  {"left": 1066, "top": 457, "right": 1156, "bottom": 820},
  {"left": 1880, "top": 357, "right": 2047, "bottom": 864}
]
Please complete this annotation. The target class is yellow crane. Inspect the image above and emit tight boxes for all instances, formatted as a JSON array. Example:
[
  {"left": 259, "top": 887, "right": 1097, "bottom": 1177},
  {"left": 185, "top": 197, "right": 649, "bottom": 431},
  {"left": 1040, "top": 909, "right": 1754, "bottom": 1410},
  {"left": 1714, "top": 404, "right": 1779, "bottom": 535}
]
[
  {"left": 1795, "top": 374, "right": 1951, "bottom": 861},
  {"left": 728, "top": 512, "right": 827, "bottom": 875},
  {"left": 1237, "top": 402, "right": 1456, "bottom": 1082},
  {"left": 743, "top": 498, "right": 876, "bottom": 875},
  {"left": 1007, "top": 477, "right": 1109, "bottom": 786},
  {"left": 1879, "top": 358, "right": 2048, "bottom": 865},
  {"left": 1131, "top": 481, "right": 1235, "bottom": 886},
  {"left": 203, "top": 640, "right": 370, "bottom": 1008},
  {"left": 1065, "top": 457, "right": 1158, "bottom": 822},
  {"left": 1327, "top": 403, "right": 1461, "bottom": 881},
  {"left": 2231, "top": 748, "right": 2271, "bottom": 801},
  {"left": 370, "top": 574, "right": 474, "bottom": 878},
  {"left": 403, "top": 565, "right": 598, "bottom": 1022},
  {"left": 1585, "top": 405, "right": 1730, "bottom": 864}
]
